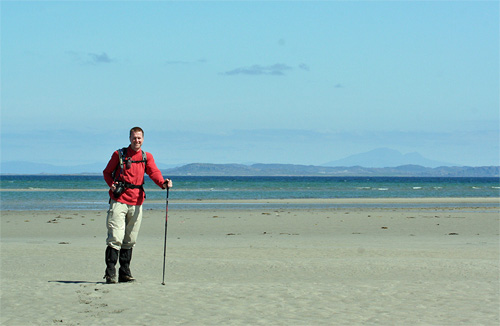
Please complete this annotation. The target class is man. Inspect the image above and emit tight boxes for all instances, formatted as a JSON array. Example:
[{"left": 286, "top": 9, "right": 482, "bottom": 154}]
[{"left": 103, "top": 126, "right": 172, "bottom": 284}]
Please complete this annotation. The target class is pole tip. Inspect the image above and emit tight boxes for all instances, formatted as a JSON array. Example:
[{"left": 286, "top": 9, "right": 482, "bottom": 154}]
[{"left": 161, "top": 282, "right": 165, "bottom": 285}]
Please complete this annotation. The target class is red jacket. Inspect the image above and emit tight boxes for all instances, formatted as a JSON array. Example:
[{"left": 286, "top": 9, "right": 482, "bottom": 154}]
[{"left": 103, "top": 146, "right": 165, "bottom": 205}]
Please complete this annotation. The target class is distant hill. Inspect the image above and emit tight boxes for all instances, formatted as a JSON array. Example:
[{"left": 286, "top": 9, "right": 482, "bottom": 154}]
[
  {"left": 2, "top": 147, "right": 498, "bottom": 177},
  {"left": 163, "top": 163, "right": 499, "bottom": 177},
  {"left": 1, "top": 160, "right": 498, "bottom": 177},
  {"left": 1, "top": 160, "right": 499, "bottom": 177},
  {"left": 323, "top": 148, "right": 458, "bottom": 168}
]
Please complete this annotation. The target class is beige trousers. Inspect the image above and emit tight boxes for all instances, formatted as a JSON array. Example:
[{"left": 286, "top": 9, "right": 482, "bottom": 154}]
[{"left": 106, "top": 200, "right": 143, "bottom": 250}]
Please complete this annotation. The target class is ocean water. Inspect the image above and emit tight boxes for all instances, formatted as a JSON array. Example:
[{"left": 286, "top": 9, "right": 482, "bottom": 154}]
[{"left": 1, "top": 175, "right": 499, "bottom": 211}]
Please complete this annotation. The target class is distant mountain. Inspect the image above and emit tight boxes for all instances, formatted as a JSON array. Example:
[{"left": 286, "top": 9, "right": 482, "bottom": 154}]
[
  {"left": 323, "top": 148, "right": 458, "bottom": 168},
  {"left": 166, "top": 163, "right": 256, "bottom": 176},
  {"left": 2, "top": 159, "right": 498, "bottom": 177},
  {"left": 163, "top": 163, "right": 499, "bottom": 177}
]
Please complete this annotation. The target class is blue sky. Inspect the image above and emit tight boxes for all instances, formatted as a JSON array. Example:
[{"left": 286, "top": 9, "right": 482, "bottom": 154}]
[{"left": 1, "top": 1, "right": 498, "bottom": 167}]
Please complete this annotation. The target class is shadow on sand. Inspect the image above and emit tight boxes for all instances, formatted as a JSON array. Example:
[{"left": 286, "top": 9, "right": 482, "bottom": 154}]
[{"left": 48, "top": 280, "right": 105, "bottom": 284}]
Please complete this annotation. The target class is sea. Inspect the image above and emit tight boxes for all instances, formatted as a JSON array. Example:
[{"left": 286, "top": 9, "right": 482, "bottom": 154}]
[{"left": 1, "top": 175, "right": 499, "bottom": 211}]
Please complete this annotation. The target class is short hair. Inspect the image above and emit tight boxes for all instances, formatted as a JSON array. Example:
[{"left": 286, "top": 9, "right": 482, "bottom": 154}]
[{"left": 130, "top": 127, "right": 144, "bottom": 137}]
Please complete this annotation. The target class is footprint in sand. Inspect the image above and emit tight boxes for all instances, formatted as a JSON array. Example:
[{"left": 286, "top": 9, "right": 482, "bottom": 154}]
[{"left": 76, "top": 284, "right": 123, "bottom": 317}]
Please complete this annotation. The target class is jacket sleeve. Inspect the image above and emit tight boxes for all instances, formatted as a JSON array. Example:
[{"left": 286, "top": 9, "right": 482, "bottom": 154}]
[
  {"left": 145, "top": 152, "right": 165, "bottom": 188},
  {"left": 103, "top": 151, "right": 119, "bottom": 187}
]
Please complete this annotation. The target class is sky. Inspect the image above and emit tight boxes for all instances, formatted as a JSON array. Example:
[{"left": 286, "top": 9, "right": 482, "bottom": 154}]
[{"left": 1, "top": 0, "right": 499, "bottom": 167}]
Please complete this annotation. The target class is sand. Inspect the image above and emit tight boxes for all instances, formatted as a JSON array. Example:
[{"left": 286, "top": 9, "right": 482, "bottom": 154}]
[{"left": 1, "top": 198, "right": 499, "bottom": 325}]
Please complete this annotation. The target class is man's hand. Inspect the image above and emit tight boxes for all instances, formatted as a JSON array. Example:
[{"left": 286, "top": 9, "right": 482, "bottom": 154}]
[{"left": 163, "top": 178, "right": 172, "bottom": 189}]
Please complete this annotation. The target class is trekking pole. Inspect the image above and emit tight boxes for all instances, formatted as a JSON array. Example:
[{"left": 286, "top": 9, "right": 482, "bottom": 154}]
[{"left": 161, "top": 186, "right": 170, "bottom": 285}]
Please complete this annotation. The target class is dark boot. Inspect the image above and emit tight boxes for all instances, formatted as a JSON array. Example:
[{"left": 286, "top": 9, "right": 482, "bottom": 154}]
[
  {"left": 104, "top": 246, "right": 119, "bottom": 284},
  {"left": 118, "top": 248, "right": 136, "bottom": 283}
]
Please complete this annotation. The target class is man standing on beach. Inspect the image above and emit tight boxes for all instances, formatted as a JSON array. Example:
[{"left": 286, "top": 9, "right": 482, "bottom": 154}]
[{"left": 103, "top": 127, "right": 172, "bottom": 284}]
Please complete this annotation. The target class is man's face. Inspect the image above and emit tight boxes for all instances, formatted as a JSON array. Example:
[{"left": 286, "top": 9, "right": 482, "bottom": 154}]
[{"left": 130, "top": 131, "right": 143, "bottom": 151}]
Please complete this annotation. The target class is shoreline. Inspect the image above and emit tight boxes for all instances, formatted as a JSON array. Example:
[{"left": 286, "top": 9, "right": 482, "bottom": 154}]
[
  {"left": 1, "top": 197, "right": 498, "bottom": 213},
  {"left": 1, "top": 197, "right": 498, "bottom": 212},
  {"left": 152, "top": 196, "right": 500, "bottom": 204}
]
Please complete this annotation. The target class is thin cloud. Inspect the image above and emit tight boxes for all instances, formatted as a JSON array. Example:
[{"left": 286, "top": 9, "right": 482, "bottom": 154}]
[
  {"left": 67, "top": 51, "right": 114, "bottom": 65},
  {"left": 88, "top": 52, "right": 113, "bottom": 64},
  {"left": 222, "top": 63, "right": 296, "bottom": 76},
  {"left": 298, "top": 63, "right": 310, "bottom": 71}
]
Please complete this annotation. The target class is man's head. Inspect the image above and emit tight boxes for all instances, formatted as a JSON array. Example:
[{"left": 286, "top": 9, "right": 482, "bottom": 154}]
[{"left": 129, "top": 127, "right": 144, "bottom": 151}]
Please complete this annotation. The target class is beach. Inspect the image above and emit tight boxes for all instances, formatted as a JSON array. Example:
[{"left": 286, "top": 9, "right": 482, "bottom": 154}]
[{"left": 1, "top": 198, "right": 499, "bottom": 325}]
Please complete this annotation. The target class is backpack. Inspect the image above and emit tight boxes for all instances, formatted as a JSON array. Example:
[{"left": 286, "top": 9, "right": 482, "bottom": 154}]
[{"left": 111, "top": 147, "right": 148, "bottom": 186}]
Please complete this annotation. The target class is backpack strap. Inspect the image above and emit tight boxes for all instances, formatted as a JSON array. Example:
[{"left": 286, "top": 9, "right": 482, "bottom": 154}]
[
  {"left": 118, "top": 147, "right": 127, "bottom": 169},
  {"left": 124, "top": 149, "right": 147, "bottom": 164},
  {"left": 113, "top": 148, "right": 148, "bottom": 187},
  {"left": 111, "top": 147, "right": 127, "bottom": 181}
]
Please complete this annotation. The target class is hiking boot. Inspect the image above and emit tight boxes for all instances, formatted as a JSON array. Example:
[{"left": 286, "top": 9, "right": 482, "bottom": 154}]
[
  {"left": 118, "top": 273, "right": 136, "bottom": 283},
  {"left": 104, "top": 246, "right": 119, "bottom": 284},
  {"left": 104, "top": 274, "right": 118, "bottom": 284},
  {"left": 118, "top": 248, "right": 136, "bottom": 283}
]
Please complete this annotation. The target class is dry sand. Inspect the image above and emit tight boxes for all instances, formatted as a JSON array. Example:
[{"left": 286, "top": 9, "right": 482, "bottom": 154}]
[{"left": 1, "top": 198, "right": 499, "bottom": 325}]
